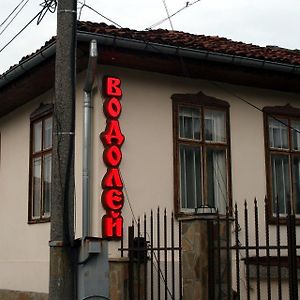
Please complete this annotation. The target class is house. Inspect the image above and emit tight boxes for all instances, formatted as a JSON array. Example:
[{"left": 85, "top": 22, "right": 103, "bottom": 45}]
[{"left": 1, "top": 21, "right": 300, "bottom": 299}]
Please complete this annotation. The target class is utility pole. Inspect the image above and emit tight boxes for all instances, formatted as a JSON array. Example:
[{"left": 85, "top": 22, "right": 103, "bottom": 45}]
[{"left": 49, "top": 0, "right": 77, "bottom": 299}]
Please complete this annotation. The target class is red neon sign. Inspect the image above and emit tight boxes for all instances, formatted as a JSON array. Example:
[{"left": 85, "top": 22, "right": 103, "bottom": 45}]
[{"left": 101, "top": 76, "right": 124, "bottom": 239}]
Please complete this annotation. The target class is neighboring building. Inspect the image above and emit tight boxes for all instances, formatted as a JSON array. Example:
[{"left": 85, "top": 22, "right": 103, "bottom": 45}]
[{"left": 1, "top": 21, "right": 300, "bottom": 299}]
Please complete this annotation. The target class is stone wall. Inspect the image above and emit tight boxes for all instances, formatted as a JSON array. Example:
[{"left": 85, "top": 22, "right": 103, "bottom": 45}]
[
  {"left": 0, "top": 290, "right": 48, "bottom": 300},
  {"left": 109, "top": 258, "right": 147, "bottom": 300},
  {"left": 109, "top": 258, "right": 129, "bottom": 300},
  {"left": 181, "top": 218, "right": 209, "bottom": 300},
  {"left": 181, "top": 216, "right": 232, "bottom": 300}
]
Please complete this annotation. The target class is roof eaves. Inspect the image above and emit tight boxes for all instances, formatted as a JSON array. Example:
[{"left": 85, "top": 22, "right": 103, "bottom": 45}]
[
  {"left": 1, "top": 30, "right": 300, "bottom": 91},
  {"left": 77, "top": 31, "right": 300, "bottom": 75},
  {"left": 0, "top": 40, "right": 56, "bottom": 89}
]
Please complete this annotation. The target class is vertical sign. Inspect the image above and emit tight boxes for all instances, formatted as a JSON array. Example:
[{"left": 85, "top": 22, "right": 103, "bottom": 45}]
[{"left": 101, "top": 76, "right": 124, "bottom": 238}]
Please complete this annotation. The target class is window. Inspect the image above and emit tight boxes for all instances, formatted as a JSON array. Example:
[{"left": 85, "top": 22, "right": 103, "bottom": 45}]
[
  {"left": 264, "top": 105, "right": 300, "bottom": 218},
  {"left": 172, "top": 92, "right": 231, "bottom": 215},
  {"left": 28, "top": 104, "right": 53, "bottom": 223}
]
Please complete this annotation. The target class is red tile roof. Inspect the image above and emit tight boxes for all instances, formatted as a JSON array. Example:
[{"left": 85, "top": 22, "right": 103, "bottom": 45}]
[
  {"left": 78, "top": 21, "right": 300, "bottom": 65},
  {"left": 3, "top": 21, "right": 300, "bottom": 77}
]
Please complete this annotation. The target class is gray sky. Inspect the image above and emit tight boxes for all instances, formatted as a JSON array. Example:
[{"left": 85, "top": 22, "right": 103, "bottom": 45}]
[{"left": 1, "top": 0, "right": 300, "bottom": 74}]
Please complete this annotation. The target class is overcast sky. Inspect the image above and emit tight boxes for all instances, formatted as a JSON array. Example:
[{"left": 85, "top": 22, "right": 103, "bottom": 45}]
[{"left": 1, "top": 0, "right": 300, "bottom": 74}]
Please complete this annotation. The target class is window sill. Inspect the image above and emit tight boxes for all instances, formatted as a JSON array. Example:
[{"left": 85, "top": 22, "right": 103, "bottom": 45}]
[
  {"left": 243, "top": 256, "right": 300, "bottom": 279},
  {"left": 177, "top": 212, "right": 233, "bottom": 221},
  {"left": 268, "top": 215, "right": 300, "bottom": 226},
  {"left": 28, "top": 217, "right": 50, "bottom": 224}
]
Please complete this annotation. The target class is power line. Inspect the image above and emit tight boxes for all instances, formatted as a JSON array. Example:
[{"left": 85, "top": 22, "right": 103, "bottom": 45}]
[
  {"left": 146, "top": 0, "right": 201, "bottom": 30},
  {"left": 174, "top": 47, "right": 300, "bottom": 136},
  {"left": 77, "top": 0, "right": 86, "bottom": 20},
  {"left": 0, "top": 0, "right": 57, "bottom": 54},
  {"left": 176, "top": 47, "right": 300, "bottom": 219},
  {"left": 97, "top": 95, "right": 173, "bottom": 294},
  {"left": 119, "top": 171, "right": 174, "bottom": 299},
  {"left": 0, "top": 0, "right": 28, "bottom": 28},
  {"left": 0, "top": 14, "right": 39, "bottom": 54},
  {"left": 162, "top": 0, "right": 174, "bottom": 30},
  {"left": 77, "top": 2, "right": 122, "bottom": 28},
  {"left": 0, "top": 0, "right": 30, "bottom": 37},
  {"left": 210, "top": 81, "right": 300, "bottom": 136},
  {"left": 37, "top": 0, "right": 57, "bottom": 25}
]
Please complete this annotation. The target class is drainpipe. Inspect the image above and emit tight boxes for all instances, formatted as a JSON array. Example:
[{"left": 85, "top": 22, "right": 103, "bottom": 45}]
[{"left": 83, "top": 39, "right": 98, "bottom": 239}]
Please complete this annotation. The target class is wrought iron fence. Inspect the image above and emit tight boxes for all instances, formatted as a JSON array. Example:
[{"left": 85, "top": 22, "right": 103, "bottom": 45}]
[
  {"left": 209, "top": 198, "right": 300, "bottom": 300},
  {"left": 119, "top": 199, "right": 299, "bottom": 300},
  {"left": 120, "top": 208, "right": 182, "bottom": 300}
]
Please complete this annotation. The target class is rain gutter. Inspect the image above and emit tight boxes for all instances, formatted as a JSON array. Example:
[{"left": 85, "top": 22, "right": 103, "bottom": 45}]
[
  {"left": 1, "top": 31, "right": 300, "bottom": 90},
  {"left": 77, "top": 31, "right": 300, "bottom": 75},
  {"left": 0, "top": 40, "right": 56, "bottom": 88}
]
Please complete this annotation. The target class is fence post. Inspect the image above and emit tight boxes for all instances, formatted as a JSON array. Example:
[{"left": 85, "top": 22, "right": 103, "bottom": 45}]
[
  {"left": 180, "top": 215, "right": 232, "bottom": 300},
  {"left": 287, "top": 201, "right": 298, "bottom": 300},
  {"left": 128, "top": 225, "right": 134, "bottom": 300}
]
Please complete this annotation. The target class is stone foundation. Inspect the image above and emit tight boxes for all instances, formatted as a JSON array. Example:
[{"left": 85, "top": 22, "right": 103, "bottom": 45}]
[
  {"left": 109, "top": 258, "right": 129, "bottom": 300},
  {"left": 0, "top": 290, "right": 48, "bottom": 300},
  {"left": 181, "top": 218, "right": 209, "bottom": 300},
  {"left": 0, "top": 258, "right": 137, "bottom": 300},
  {"left": 109, "top": 258, "right": 147, "bottom": 300},
  {"left": 181, "top": 215, "right": 232, "bottom": 300}
]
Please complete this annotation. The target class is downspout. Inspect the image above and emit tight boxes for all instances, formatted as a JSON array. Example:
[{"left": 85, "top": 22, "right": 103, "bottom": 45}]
[{"left": 82, "top": 39, "right": 98, "bottom": 239}]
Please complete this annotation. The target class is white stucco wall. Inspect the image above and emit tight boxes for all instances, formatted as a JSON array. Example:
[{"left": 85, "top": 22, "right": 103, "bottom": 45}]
[
  {"left": 0, "top": 64, "right": 300, "bottom": 294},
  {"left": 0, "top": 91, "right": 53, "bottom": 293},
  {"left": 94, "top": 66, "right": 300, "bottom": 253}
]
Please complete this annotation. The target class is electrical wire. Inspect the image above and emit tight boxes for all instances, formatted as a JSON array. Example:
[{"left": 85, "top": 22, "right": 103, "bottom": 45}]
[
  {"left": 175, "top": 52, "right": 300, "bottom": 220},
  {"left": 77, "top": 2, "right": 122, "bottom": 28},
  {"left": 210, "top": 81, "right": 300, "bottom": 136},
  {"left": 37, "top": 0, "right": 57, "bottom": 25},
  {"left": 78, "top": 0, "right": 86, "bottom": 20},
  {"left": 174, "top": 51, "right": 300, "bottom": 293},
  {"left": 0, "top": 14, "right": 38, "bottom": 54},
  {"left": 146, "top": 0, "right": 201, "bottom": 30},
  {"left": 162, "top": 0, "right": 174, "bottom": 30},
  {"left": 93, "top": 13, "right": 300, "bottom": 219},
  {"left": 0, "top": 0, "right": 30, "bottom": 37},
  {"left": 93, "top": 30, "right": 300, "bottom": 299},
  {"left": 0, "top": 0, "right": 28, "bottom": 28},
  {"left": 100, "top": 93, "right": 166, "bottom": 291},
  {"left": 170, "top": 41, "right": 300, "bottom": 138},
  {"left": 119, "top": 171, "right": 174, "bottom": 299},
  {"left": 91, "top": 16, "right": 300, "bottom": 297},
  {"left": 0, "top": 0, "right": 57, "bottom": 54}
]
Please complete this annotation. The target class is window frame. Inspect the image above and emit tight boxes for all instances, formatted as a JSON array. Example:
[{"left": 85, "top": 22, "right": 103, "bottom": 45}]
[
  {"left": 172, "top": 92, "right": 232, "bottom": 217},
  {"left": 264, "top": 105, "right": 300, "bottom": 223},
  {"left": 28, "top": 104, "right": 53, "bottom": 224}
]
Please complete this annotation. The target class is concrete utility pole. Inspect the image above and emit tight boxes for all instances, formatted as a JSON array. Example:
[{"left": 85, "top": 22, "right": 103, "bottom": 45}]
[{"left": 49, "top": 0, "right": 77, "bottom": 299}]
